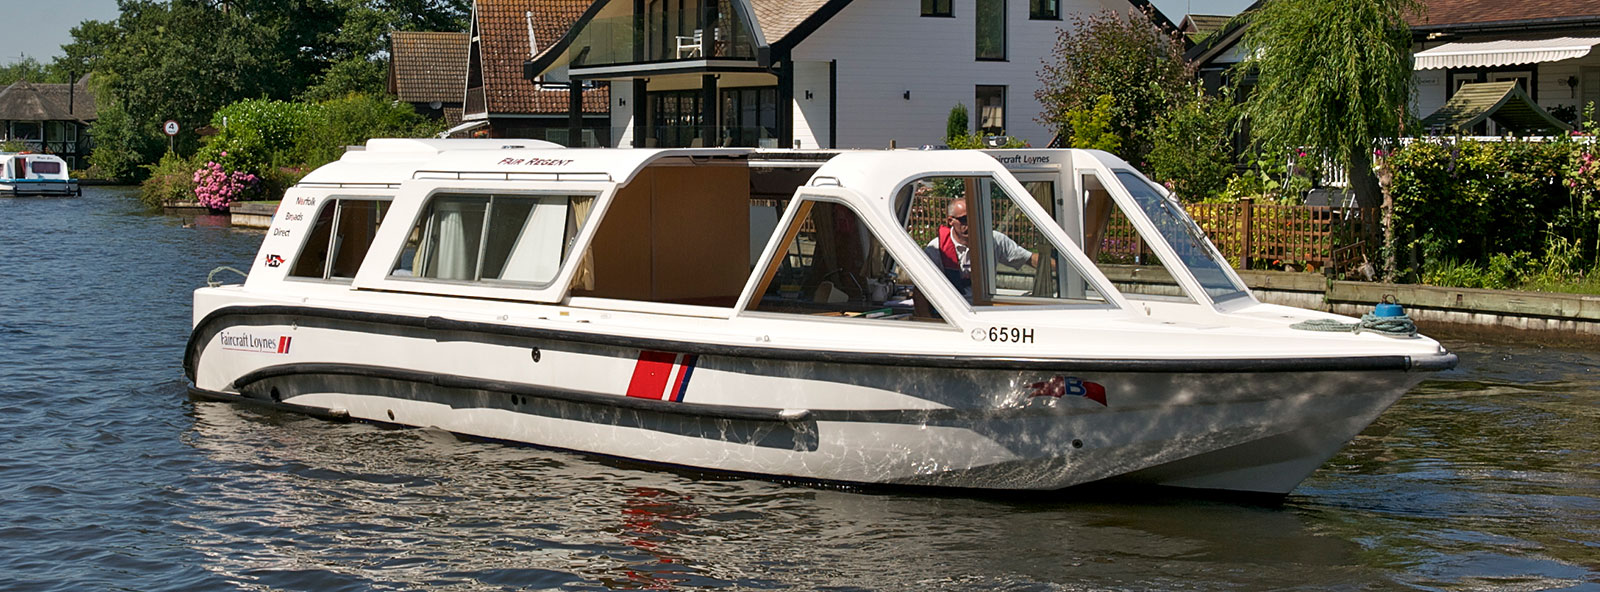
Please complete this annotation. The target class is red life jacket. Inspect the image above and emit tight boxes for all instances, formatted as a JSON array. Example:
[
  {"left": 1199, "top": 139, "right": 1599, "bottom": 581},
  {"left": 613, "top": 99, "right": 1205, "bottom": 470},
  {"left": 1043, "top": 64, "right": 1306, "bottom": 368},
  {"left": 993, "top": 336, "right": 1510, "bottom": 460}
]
[{"left": 937, "top": 226, "right": 961, "bottom": 270}]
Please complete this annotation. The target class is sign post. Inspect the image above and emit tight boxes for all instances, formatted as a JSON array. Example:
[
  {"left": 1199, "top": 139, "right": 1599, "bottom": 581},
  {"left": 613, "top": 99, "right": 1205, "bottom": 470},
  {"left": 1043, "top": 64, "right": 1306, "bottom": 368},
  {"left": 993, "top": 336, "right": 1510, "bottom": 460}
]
[{"left": 162, "top": 120, "right": 179, "bottom": 153}]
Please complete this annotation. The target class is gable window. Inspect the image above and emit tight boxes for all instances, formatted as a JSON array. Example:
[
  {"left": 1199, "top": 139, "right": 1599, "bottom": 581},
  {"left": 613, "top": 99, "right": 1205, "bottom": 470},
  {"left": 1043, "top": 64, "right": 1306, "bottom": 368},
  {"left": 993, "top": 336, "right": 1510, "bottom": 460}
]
[
  {"left": 976, "top": 86, "right": 1006, "bottom": 136},
  {"left": 390, "top": 192, "right": 596, "bottom": 286},
  {"left": 921, "top": 0, "right": 952, "bottom": 17},
  {"left": 290, "top": 198, "right": 391, "bottom": 281},
  {"left": 1030, "top": 0, "right": 1059, "bottom": 20},
  {"left": 976, "top": 0, "right": 1006, "bottom": 60}
]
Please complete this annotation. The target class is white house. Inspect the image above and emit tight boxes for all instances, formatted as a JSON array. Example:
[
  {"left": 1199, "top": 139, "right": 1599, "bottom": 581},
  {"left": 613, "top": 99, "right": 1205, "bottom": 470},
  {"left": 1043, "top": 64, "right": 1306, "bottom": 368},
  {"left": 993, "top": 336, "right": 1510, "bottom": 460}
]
[
  {"left": 526, "top": 0, "right": 1170, "bottom": 149},
  {"left": 1189, "top": 0, "right": 1600, "bottom": 132}
]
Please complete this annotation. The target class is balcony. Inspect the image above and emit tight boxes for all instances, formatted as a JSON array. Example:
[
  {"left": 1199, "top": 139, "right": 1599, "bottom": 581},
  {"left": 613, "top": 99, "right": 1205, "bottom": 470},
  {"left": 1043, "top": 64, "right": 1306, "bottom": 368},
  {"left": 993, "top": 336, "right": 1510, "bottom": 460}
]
[{"left": 569, "top": 9, "right": 758, "bottom": 69}]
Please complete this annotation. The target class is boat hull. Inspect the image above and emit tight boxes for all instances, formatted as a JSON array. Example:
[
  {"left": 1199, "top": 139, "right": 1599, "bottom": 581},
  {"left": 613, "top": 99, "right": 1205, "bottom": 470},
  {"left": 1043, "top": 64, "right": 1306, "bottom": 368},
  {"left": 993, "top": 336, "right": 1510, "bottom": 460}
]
[
  {"left": 0, "top": 180, "right": 80, "bottom": 197},
  {"left": 187, "top": 307, "right": 1429, "bottom": 495}
]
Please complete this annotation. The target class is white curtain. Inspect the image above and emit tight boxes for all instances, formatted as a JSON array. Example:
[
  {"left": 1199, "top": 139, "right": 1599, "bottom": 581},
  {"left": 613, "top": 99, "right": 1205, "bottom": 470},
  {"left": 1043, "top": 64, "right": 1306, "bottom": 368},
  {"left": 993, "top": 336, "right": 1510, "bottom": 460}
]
[{"left": 433, "top": 203, "right": 472, "bottom": 280}]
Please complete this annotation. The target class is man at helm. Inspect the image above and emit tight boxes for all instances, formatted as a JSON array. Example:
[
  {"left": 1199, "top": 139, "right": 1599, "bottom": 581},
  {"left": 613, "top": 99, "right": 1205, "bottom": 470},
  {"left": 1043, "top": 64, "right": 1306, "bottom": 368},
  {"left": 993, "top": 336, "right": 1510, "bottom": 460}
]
[{"left": 924, "top": 198, "right": 1038, "bottom": 297}]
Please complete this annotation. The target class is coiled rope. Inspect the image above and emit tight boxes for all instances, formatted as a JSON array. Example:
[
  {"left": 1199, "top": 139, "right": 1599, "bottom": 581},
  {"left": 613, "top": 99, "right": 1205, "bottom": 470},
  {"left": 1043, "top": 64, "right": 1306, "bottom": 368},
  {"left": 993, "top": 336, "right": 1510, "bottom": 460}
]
[
  {"left": 207, "top": 266, "right": 249, "bottom": 287},
  {"left": 1291, "top": 313, "right": 1417, "bottom": 338}
]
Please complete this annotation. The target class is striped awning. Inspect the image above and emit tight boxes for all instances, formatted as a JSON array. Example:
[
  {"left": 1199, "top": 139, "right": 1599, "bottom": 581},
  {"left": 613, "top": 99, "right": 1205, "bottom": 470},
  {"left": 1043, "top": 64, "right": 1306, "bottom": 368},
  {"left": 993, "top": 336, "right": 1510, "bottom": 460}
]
[
  {"left": 1415, "top": 37, "right": 1600, "bottom": 70},
  {"left": 1418, "top": 81, "right": 1572, "bottom": 134}
]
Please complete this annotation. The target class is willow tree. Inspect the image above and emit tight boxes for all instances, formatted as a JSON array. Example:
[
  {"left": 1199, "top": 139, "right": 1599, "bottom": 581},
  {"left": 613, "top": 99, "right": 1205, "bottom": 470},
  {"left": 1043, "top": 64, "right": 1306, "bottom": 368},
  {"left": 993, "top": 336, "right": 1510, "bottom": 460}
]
[{"left": 1234, "top": 0, "right": 1420, "bottom": 210}]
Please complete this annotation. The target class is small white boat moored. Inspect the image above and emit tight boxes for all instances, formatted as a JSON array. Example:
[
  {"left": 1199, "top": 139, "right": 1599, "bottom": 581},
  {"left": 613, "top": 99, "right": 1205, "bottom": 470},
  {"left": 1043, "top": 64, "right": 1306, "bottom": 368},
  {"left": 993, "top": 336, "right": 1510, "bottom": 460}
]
[
  {"left": 0, "top": 152, "right": 79, "bottom": 197},
  {"left": 186, "top": 139, "right": 1456, "bottom": 496}
]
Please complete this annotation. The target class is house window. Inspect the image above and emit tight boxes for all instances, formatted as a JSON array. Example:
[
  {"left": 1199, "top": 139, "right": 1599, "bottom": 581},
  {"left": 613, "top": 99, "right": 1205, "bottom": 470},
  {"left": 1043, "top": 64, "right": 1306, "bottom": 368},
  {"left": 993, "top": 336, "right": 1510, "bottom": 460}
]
[
  {"left": 648, "top": 89, "right": 706, "bottom": 147},
  {"left": 719, "top": 86, "right": 778, "bottom": 147},
  {"left": 976, "top": 86, "right": 1006, "bottom": 136},
  {"left": 976, "top": 0, "right": 1006, "bottom": 60},
  {"left": 921, "top": 0, "right": 952, "bottom": 17},
  {"left": 1030, "top": 0, "right": 1059, "bottom": 20}
]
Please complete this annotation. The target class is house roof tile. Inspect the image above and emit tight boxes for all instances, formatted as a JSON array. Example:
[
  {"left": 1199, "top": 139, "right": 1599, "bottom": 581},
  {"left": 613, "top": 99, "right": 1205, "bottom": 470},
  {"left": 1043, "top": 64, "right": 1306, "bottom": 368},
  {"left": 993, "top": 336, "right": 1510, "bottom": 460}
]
[
  {"left": 390, "top": 31, "right": 470, "bottom": 104},
  {"left": 749, "top": 0, "right": 832, "bottom": 45},
  {"left": 1411, "top": 0, "right": 1600, "bottom": 28},
  {"left": 475, "top": 0, "right": 607, "bottom": 115}
]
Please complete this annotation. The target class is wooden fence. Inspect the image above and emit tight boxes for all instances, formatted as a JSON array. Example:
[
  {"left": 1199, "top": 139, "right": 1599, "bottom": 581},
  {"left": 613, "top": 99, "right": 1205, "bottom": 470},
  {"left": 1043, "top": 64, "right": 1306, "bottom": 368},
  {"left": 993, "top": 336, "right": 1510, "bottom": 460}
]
[
  {"left": 905, "top": 196, "right": 1379, "bottom": 274},
  {"left": 1181, "top": 200, "right": 1379, "bottom": 272}
]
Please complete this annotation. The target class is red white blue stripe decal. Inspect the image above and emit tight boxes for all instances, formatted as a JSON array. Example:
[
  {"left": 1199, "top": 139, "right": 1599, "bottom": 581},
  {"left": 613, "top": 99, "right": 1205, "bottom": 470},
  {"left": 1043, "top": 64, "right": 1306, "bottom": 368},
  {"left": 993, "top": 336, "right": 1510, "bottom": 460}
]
[{"left": 625, "top": 351, "right": 698, "bottom": 402}]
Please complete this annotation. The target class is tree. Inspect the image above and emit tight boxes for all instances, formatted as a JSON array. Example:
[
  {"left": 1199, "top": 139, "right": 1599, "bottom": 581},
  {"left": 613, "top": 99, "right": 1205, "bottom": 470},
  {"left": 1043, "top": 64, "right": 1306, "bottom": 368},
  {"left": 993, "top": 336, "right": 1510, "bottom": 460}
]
[
  {"left": 0, "top": 56, "right": 66, "bottom": 85},
  {"left": 1036, "top": 8, "right": 1193, "bottom": 165},
  {"left": 52, "top": 20, "right": 119, "bottom": 80},
  {"left": 1146, "top": 91, "right": 1238, "bottom": 201},
  {"left": 72, "top": 0, "right": 471, "bottom": 180},
  {"left": 1233, "top": 0, "right": 1420, "bottom": 211}
]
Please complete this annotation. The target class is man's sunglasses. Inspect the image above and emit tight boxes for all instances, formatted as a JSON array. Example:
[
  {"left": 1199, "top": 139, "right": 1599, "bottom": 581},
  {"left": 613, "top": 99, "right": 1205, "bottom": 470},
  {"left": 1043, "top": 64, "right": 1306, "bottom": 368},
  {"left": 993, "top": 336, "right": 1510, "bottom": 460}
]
[{"left": 950, "top": 215, "right": 967, "bottom": 225}]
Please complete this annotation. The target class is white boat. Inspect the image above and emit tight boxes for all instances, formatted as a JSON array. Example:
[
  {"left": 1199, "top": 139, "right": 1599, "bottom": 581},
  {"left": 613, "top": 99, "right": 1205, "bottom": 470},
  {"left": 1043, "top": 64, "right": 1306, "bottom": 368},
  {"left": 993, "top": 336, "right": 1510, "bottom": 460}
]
[
  {"left": 186, "top": 138, "right": 1456, "bottom": 496},
  {"left": 0, "top": 152, "right": 79, "bottom": 197}
]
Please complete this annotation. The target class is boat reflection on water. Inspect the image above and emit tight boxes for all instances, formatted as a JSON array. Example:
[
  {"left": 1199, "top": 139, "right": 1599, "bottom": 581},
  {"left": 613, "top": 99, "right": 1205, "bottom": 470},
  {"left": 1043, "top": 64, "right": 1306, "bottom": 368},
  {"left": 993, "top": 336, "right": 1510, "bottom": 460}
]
[{"left": 181, "top": 400, "right": 1406, "bottom": 590}]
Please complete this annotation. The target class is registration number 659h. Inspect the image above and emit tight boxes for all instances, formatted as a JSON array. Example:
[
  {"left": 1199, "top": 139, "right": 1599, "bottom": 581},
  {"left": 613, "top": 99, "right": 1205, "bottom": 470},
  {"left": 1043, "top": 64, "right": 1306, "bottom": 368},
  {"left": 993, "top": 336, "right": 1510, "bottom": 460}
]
[{"left": 971, "top": 326, "right": 1035, "bottom": 344}]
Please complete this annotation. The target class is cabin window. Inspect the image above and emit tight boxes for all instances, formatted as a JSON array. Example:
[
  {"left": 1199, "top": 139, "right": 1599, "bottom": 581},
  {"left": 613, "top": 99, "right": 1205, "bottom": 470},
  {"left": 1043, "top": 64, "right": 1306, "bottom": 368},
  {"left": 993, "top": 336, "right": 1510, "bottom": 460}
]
[
  {"left": 975, "top": 0, "right": 1006, "bottom": 61},
  {"left": 1112, "top": 171, "right": 1246, "bottom": 301},
  {"left": 1076, "top": 171, "right": 1194, "bottom": 302},
  {"left": 390, "top": 192, "right": 596, "bottom": 286},
  {"left": 899, "top": 175, "right": 1108, "bottom": 307},
  {"left": 921, "top": 0, "right": 952, "bottom": 17},
  {"left": 29, "top": 160, "right": 61, "bottom": 175},
  {"left": 289, "top": 198, "right": 391, "bottom": 281},
  {"left": 747, "top": 199, "right": 946, "bottom": 323}
]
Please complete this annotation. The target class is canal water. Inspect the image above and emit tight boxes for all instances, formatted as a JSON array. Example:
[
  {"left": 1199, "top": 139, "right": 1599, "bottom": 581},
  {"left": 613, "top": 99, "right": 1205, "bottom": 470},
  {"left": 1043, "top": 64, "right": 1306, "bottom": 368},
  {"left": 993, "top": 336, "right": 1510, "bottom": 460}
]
[{"left": 1, "top": 187, "right": 1597, "bottom": 591}]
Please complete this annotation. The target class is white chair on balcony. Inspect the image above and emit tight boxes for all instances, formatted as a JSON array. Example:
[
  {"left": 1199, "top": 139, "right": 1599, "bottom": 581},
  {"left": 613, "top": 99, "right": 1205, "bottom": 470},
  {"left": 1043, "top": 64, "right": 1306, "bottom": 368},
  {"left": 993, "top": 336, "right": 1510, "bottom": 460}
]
[{"left": 676, "top": 29, "right": 702, "bottom": 58}]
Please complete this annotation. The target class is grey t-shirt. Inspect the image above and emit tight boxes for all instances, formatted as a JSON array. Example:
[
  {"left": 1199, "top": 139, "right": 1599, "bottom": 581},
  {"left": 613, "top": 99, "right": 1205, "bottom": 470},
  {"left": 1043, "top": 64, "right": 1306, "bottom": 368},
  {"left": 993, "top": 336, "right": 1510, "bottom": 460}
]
[{"left": 924, "top": 231, "right": 1034, "bottom": 273}]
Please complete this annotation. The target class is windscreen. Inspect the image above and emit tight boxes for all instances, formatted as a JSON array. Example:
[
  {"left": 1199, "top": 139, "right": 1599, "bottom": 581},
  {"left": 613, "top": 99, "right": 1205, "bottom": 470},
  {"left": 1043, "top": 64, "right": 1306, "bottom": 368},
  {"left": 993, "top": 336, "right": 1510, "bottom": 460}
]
[{"left": 1113, "top": 171, "right": 1247, "bottom": 302}]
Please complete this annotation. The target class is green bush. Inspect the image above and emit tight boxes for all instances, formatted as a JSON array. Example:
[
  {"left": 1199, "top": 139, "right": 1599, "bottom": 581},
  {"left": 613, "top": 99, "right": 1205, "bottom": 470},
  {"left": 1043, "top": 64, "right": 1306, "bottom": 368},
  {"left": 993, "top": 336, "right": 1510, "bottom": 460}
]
[
  {"left": 1065, "top": 94, "right": 1121, "bottom": 153},
  {"left": 1389, "top": 138, "right": 1577, "bottom": 273},
  {"left": 137, "top": 151, "right": 200, "bottom": 209},
  {"left": 200, "top": 98, "right": 320, "bottom": 175},
  {"left": 1145, "top": 92, "right": 1236, "bottom": 201},
  {"left": 946, "top": 104, "right": 969, "bottom": 144},
  {"left": 294, "top": 93, "right": 440, "bottom": 168},
  {"left": 88, "top": 100, "right": 163, "bottom": 183}
]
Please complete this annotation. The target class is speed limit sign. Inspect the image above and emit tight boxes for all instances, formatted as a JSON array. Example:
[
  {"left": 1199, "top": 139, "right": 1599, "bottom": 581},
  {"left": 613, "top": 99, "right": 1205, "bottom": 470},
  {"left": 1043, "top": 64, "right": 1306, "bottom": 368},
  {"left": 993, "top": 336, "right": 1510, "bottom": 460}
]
[{"left": 163, "top": 120, "right": 179, "bottom": 136}]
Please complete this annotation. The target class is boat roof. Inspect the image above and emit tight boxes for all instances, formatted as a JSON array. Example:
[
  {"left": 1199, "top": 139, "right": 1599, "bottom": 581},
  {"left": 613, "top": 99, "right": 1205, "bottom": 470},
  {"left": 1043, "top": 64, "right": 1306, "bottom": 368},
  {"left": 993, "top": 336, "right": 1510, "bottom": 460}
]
[
  {"left": 0, "top": 152, "right": 68, "bottom": 160},
  {"left": 297, "top": 138, "right": 567, "bottom": 186},
  {"left": 297, "top": 141, "right": 1069, "bottom": 191}
]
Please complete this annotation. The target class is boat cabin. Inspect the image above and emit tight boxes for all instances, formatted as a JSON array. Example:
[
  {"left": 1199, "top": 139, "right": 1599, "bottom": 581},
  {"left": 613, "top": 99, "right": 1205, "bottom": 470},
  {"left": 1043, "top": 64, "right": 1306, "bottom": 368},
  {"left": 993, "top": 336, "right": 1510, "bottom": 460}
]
[
  {"left": 245, "top": 140, "right": 1253, "bottom": 328},
  {"left": 0, "top": 152, "right": 78, "bottom": 196}
]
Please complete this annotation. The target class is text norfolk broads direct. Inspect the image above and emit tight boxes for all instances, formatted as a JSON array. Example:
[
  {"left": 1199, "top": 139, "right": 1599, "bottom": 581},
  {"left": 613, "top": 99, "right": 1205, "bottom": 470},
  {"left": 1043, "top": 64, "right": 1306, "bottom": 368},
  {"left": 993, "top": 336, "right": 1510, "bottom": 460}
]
[{"left": 186, "top": 139, "right": 1456, "bottom": 496}]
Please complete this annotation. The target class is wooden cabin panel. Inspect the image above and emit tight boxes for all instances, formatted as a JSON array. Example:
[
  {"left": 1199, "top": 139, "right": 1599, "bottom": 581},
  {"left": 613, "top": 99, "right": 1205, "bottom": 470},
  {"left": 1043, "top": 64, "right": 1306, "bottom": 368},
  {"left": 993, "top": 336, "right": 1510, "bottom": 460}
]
[
  {"left": 580, "top": 169, "right": 656, "bottom": 300},
  {"left": 649, "top": 165, "right": 750, "bottom": 305}
]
